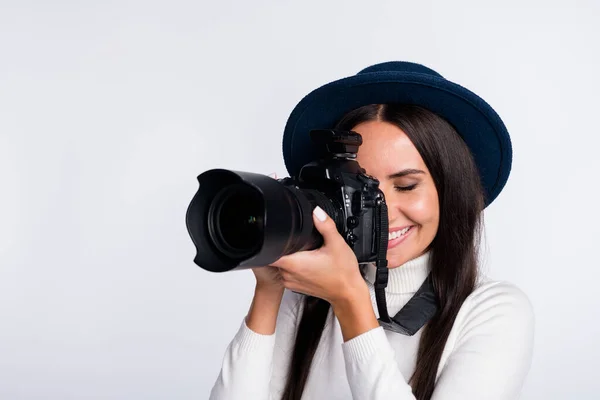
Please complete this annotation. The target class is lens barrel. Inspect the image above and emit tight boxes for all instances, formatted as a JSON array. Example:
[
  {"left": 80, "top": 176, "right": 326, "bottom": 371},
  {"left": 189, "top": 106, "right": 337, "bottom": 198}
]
[{"left": 186, "top": 169, "right": 336, "bottom": 272}]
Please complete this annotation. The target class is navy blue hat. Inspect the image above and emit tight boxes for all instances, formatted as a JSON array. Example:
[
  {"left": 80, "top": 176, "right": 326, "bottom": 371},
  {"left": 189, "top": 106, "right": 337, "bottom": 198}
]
[{"left": 282, "top": 61, "right": 512, "bottom": 207}]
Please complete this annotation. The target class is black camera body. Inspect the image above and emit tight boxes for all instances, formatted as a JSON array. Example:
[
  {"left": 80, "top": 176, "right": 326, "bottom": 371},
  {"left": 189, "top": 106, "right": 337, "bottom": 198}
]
[
  {"left": 279, "top": 130, "right": 386, "bottom": 262},
  {"left": 186, "top": 129, "right": 388, "bottom": 273}
]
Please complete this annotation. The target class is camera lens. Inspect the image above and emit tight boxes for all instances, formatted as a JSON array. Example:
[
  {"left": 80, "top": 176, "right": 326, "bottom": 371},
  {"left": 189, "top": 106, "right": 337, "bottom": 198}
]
[
  {"left": 208, "top": 184, "right": 264, "bottom": 259},
  {"left": 185, "top": 169, "right": 343, "bottom": 272}
]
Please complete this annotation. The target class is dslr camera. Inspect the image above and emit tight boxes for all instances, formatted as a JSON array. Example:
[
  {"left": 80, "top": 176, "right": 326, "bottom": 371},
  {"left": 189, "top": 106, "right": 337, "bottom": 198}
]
[{"left": 185, "top": 129, "right": 389, "bottom": 273}]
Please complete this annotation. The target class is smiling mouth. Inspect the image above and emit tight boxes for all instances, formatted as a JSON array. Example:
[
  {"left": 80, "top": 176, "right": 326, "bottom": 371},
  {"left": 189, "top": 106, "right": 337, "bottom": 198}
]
[{"left": 388, "top": 226, "right": 413, "bottom": 241}]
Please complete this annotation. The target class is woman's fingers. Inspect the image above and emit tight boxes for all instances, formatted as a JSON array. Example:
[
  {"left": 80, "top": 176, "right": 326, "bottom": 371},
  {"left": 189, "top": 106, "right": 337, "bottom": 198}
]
[{"left": 312, "top": 206, "right": 345, "bottom": 248}]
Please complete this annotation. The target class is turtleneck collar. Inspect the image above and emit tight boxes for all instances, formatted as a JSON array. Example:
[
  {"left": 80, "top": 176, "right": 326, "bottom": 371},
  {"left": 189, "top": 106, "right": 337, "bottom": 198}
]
[{"left": 363, "top": 251, "right": 431, "bottom": 295}]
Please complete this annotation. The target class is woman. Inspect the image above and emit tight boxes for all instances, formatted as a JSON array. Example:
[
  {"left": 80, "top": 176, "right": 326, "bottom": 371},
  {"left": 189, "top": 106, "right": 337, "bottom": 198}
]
[{"left": 208, "top": 62, "right": 534, "bottom": 400}]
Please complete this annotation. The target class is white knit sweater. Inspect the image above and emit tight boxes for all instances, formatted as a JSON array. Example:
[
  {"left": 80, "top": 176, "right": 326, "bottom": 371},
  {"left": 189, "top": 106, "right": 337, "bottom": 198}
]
[{"left": 209, "top": 252, "right": 535, "bottom": 399}]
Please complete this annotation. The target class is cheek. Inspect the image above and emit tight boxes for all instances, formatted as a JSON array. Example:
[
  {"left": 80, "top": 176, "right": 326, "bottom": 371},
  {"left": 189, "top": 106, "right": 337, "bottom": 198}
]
[{"left": 404, "top": 192, "right": 439, "bottom": 227}]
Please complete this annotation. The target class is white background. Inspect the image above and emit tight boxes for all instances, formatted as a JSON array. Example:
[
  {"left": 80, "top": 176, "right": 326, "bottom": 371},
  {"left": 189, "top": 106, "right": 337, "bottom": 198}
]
[{"left": 1, "top": 0, "right": 598, "bottom": 399}]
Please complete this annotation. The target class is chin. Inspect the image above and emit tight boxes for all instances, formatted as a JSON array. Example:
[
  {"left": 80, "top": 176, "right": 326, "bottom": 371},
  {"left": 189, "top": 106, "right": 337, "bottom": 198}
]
[
  {"left": 387, "top": 254, "right": 410, "bottom": 269},
  {"left": 387, "top": 246, "right": 428, "bottom": 269}
]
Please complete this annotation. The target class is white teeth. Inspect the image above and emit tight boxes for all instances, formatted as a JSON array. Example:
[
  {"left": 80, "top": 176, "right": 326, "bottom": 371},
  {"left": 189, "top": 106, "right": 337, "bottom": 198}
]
[{"left": 388, "top": 227, "right": 411, "bottom": 241}]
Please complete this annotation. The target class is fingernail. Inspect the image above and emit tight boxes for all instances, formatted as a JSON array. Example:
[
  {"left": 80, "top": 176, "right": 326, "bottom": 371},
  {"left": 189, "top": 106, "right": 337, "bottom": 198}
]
[
  {"left": 313, "top": 206, "right": 327, "bottom": 222},
  {"left": 268, "top": 172, "right": 278, "bottom": 179}
]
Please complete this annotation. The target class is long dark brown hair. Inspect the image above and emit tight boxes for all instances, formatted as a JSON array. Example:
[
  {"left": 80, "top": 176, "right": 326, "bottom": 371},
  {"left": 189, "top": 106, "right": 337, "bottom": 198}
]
[{"left": 281, "top": 104, "right": 485, "bottom": 400}]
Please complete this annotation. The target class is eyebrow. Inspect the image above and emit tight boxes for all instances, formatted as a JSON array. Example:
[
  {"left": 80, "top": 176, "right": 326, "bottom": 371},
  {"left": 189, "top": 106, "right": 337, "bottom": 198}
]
[{"left": 387, "top": 169, "right": 425, "bottom": 179}]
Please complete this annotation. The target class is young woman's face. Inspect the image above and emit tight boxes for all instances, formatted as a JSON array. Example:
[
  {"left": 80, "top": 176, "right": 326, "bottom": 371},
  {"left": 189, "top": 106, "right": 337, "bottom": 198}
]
[{"left": 353, "top": 120, "right": 440, "bottom": 268}]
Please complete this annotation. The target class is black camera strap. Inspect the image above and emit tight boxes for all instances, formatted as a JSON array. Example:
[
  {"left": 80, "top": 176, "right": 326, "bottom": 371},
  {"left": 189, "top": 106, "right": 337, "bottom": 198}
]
[{"left": 374, "top": 200, "right": 439, "bottom": 336}]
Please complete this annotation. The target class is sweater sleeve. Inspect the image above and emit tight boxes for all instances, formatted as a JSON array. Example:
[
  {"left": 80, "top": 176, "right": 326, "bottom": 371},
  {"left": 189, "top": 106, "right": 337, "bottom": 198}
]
[
  {"left": 209, "top": 289, "right": 303, "bottom": 400},
  {"left": 341, "top": 281, "right": 535, "bottom": 400}
]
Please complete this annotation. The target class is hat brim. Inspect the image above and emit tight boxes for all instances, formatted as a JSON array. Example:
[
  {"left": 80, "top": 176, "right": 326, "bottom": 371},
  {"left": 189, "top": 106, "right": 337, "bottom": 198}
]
[{"left": 282, "top": 71, "right": 512, "bottom": 206}]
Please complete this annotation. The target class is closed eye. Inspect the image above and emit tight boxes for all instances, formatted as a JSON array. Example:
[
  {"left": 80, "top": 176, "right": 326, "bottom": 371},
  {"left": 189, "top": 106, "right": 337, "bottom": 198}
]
[{"left": 394, "top": 184, "right": 417, "bottom": 192}]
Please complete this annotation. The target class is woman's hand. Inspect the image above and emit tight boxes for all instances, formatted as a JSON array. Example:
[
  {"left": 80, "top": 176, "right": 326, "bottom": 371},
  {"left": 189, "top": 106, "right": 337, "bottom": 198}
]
[
  {"left": 251, "top": 265, "right": 283, "bottom": 293},
  {"left": 272, "top": 206, "right": 370, "bottom": 307},
  {"left": 273, "top": 206, "right": 378, "bottom": 341}
]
